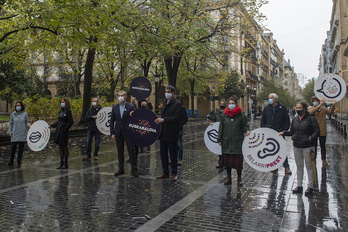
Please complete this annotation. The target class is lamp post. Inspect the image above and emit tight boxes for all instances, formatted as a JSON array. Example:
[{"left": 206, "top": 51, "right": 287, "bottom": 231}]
[
  {"left": 252, "top": 86, "right": 257, "bottom": 119},
  {"left": 154, "top": 73, "right": 160, "bottom": 115}
]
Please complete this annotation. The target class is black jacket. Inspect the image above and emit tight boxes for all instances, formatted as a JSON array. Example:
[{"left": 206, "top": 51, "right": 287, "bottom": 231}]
[
  {"left": 261, "top": 103, "right": 290, "bottom": 132},
  {"left": 179, "top": 105, "right": 188, "bottom": 129},
  {"left": 85, "top": 105, "right": 102, "bottom": 131},
  {"left": 159, "top": 98, "right": 181, "bottom": 142},
  {"left": 110, "top": 102, "right": 135, "bottom": 137},
  {"left": 284, "top": 113, "right": 320, "bottom": 148},
  {"left": 51, "top": 109, "right": 74, "bottom": 145}
]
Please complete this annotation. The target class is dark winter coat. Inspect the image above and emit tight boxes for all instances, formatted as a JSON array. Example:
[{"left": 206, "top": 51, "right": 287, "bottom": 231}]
[
  {"left": 218, "top": 112, "right": 249, "bottom": 154},
  {"left": 261, "top": 102, "right": 290, "bottom": 132},
  {"left": 110, "top": 102, "right": 135, "bottom": 137},
  {"left": 179, "top": 105, "right": 188, "bottom": 129},
  {"left": 283, "top": 113, "right": 320, "bottom": 148},
  {"left": 51, "top": 109, "right": 74, "bottom": 146},
  {"left": 158, "top": 98, "right": 181, "bottom": 142},
  {"left": 85, "top": 105, "right": 102, "bottom": 131}
]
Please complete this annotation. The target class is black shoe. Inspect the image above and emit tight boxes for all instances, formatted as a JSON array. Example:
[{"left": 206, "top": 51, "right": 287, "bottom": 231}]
[
  {"left": 7, "top": 162, "right": 14, "bottom": 166},
  {"left": 132, "top": 170, "right": 139, "bottom": 177},
  {"left": 114, "top": 169, "right": 125, "bottom": 176},
  {"left": 57, "top": 162, "right": 64, "bottom": 169},
  {"left": 216, "top": 165, "right": 223, "bottom": 169},
  {"left": 237, "top": 178, "right": 243, "bottom": 187},
  {"left": 292, "top": 186, "right": 303, "bottom": 194},
  {"left": 305, "top": 188, "right": 313, "bottom": 196},
  {"left": 61, "top": 162, "right": 68, "bottom": 169}
]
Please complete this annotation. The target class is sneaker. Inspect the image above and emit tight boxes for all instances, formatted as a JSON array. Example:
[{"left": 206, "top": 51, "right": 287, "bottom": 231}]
[
  {"left": 305, "top": 187, "right": 313, "bottom": 196},
  {"left": 285, "top": 167, "right": 292, "bottom": 175},
  {"left": 94, "top": 156, "right": 98, "bottom": 161},
  {"left": 292, "top": 186, "right": 303, "bottom": 194},
  {"left": 83, "top": 156, "right": 91, "bottom": 161}
]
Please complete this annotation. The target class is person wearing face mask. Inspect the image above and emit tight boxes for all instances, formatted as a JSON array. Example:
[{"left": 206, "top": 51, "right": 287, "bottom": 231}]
[
  {"left": 8, "top": 101, "right": 31, "bottom": 167},
  {"left": 211, "top": 99, "right": 227, "bottom": 169},
  {"left": 83, "top": 97, "right": 102, "bottom": 161},
  {"left": 308, "top": 96, "right": 336, "bottom": 167},
  {"left": 51, "top": 97, "right": 74, "bottom": 169},
  {"left": 260, "top": 93, "right": 292, "bottom": 175},
  {"left": 110, "top": 90, "right": 139, "bottom": 177},
  {"left": 139, "top": 100, "right": 151, "bottom": 154},
  {"left": 280, "top": 101, "right": 320, "bottom": 196},
  {"left": 218, "top": 96, "right": 250, "bottom": 186},
  {"left": 155, "top": 85, "right": 182, "bottom": 181}
]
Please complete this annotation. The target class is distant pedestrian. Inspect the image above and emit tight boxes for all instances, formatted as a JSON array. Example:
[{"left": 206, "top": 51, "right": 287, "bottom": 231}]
[
  {"left": 211, "top": 99, "right": 227, "bottom": 169},
  {"left": 83, "top": 97, "right": 102, "bottom": 161},
  {"left": 177, "top": 97, "right": 188, "bottom": 166},
  {"left": 155, "top": 85, "right": 181, "bottom": 181},
  {"left": 280, "top": 101, "right": 320, "bottom": 196},
  {"left": 308, "top": 96, "right": 336, "bottom": 167},
  {"left": 218, "top": 96, "right": 250, "bottom": 186},
  {"left": 51, "top": 97, "right": 74, "bottom": 169},
  {"left": 145, "top": 98, "right": 153, "bottom": 111},
  {"left": 8, "top": 101, "right": 31, "bottom": 168},
  {"left": 110, "top": 90, "right": 139, "bottom": 177},
  {"left": 260, "top": 93, "right": 292, "bottom": 175}
]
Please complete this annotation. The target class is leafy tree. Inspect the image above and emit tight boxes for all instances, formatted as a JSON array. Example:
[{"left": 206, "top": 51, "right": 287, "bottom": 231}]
[
  {"left": 302, "top": 78, "right": 316, "bottom": 104},
  {"left": 219, "top": 70, "right": 246, "bottom": 100}
]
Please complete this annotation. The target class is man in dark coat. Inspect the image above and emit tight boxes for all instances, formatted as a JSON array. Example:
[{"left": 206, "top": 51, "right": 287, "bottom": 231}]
[
  {"left": 261, "top": 93, "right": 292, "bottom": 174},
  {"left": 155, "top": 85, "right": 182, "bottom": 181},
  {"left": 110, "top": 90, "right": 139, "bottom": 177},
  {"left": 83, "top": 97, "right": 102, "bottom": 161}
]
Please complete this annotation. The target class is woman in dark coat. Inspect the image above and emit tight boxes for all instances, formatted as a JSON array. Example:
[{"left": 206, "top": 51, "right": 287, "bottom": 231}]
[
  {"left": 51, "top": 97, "right": 74, "bottom": 169},
  {"left": 218, "top": 96, "right": 250, "bottom": 186},
  {"left": 280, "top": 101, "right": 320, "bottom": 196}
]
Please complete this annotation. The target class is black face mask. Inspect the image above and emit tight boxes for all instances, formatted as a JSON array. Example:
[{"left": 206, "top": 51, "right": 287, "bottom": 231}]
[
  {"left": 141, "top": 106, "right": 146, "bottom": 108},
  {"left": 220, "top": 106, "right": 226, "bottom": 110}
]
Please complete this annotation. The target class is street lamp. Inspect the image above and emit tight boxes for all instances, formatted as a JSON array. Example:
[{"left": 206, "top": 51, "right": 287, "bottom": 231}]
[{"left": 154, "top": 73, "right": 160, "bottom": 115}]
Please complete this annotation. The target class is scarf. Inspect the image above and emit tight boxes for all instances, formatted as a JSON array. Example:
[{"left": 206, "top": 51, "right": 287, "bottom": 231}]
[{"left": 224, "top": 106, "right": 242, "bottom": 118}]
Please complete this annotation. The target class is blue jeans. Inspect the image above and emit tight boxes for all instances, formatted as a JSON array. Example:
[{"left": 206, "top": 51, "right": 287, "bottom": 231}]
[
  {"left": 86, "top": 130, "right": 101, "bottom": 157},
  {"left": 177, "top": 129, "right": 183, "bottom": 160}
]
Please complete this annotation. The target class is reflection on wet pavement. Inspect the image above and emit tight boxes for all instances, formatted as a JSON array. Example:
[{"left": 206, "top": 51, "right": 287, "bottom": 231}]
[{"left": 0, "top": 120, "right": 346, "bottom": 231}]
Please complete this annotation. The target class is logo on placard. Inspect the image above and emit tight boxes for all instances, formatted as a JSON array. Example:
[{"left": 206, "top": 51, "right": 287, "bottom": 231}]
[
  {"left": 105, "top": 112, "right": 111, "bottom": 127},
  {"left": 317, "top": 77, "right": 342, "bottom": 99},
  {"left": 29, "top": 131, "right": 42, "bottom": 143},
  {"left": 248, "top": 133, "right": 280, "bottom": 159},
  {"left": 129, "top": 119, "right": 157, "bottom": 136},
  {"left": 207, "top": 129, "right": 219, "bottom": 143}
]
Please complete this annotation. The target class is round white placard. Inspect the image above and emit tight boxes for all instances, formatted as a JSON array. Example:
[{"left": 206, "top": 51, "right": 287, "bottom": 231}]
[
  {"left": 204, "top": 122, "right": 221, "bottom": 155},
  {"left": 96, "top": 107, "right": 112, "bottom": 135},
  {"left": 27, "top": 120, "right": 50, "bottom": 151},
  {"left": 314, "top": 73, "right": 346, "bottom": 103},
  {"left": 242, "top": 128, "right": 287, "bottom": 172}
]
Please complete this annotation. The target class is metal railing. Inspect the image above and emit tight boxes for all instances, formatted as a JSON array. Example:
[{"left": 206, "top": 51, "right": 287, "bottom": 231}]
[{"left": 330, "top": 118, "right": 347, "bottom": 137}]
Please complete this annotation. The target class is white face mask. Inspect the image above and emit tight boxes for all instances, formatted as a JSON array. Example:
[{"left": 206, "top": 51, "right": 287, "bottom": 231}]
[
  {"left": 228, "top": 104, "right": 236, "bottom": 110},
  {"left": 92, "top": 102, "right": 97, "bottom": 106},
  {"left": 118, "top": 96, "right": 125, "bottom": 102},
  {"left": 165, "top": 93, "right": 172, "bottom": 99}
]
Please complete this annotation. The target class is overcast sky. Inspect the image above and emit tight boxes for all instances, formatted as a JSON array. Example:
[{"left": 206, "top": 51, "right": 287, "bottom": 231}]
[{"left": 260, "top": 0, "right": 333, "bottom": 87}]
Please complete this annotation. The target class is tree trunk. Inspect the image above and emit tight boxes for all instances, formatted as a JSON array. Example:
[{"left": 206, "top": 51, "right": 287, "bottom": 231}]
[
  {"left": 80, "top": 37, "right": 97, "bottom": 123},
  {"left": 109, "top": 81, "right": 117, "bottom": 102},
  {"left": 164, "top": 55, "right": 182, "bottom": 87},
  {"left": 190, "top": 79, "right": 195, "bottom": 118},
  {"left": 75, "top": 73, "right": 81, "bottom": 96}
]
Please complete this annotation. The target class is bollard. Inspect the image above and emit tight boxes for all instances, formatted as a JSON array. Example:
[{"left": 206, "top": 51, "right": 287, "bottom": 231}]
[{"left": 340, "top": 123, "right": 344, "bottom": 134}]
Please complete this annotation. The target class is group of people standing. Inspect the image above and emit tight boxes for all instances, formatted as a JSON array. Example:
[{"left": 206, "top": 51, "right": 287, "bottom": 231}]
[{"left": 7, "top": 87, "right": 336, "bottom": 195}]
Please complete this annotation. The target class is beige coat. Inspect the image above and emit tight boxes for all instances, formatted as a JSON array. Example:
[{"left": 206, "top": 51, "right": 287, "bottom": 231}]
[{"left": 308, "top": 106, "right": 335, "bottom": 136}]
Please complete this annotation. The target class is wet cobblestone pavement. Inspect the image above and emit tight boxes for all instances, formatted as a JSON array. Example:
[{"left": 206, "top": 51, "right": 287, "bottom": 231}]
[{"left": 0, "top": 119, "right": 347, "bottom": 231}]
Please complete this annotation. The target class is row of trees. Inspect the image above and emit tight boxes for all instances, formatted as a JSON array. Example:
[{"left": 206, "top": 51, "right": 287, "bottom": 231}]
[{"left": 1, "top": 0, "right": 270, "bottom": 121}]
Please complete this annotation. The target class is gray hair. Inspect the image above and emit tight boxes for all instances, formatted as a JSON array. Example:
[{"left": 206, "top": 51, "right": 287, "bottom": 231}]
[
  {"left": 269, "top": 93, "right": 278, "bottom": 100},
  {"left": 118, "top": 90, "right": 127, "bottom": 96}
]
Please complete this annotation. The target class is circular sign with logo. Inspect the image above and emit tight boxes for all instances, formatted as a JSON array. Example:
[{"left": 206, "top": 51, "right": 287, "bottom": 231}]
[
  {"left": 126, "top": 108, "right": 160, "bottom": 147},
  {"left": 204, "top": 122, "right": 221, "bottom": 155},
  {"left": 314, "top": 73, "right": 346, "bottom": 103},
  {"left": 242, "top": 128, "right": 287, "bottom": 172},
  {"left": 96, "top": 107, "right": 112, "bottom": 136},
  {"left": 130, "top": 76, "right": 152, "bottom": 100},
  {"left": 27, "top": 120, "right": 50, "bottom": 151}
]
